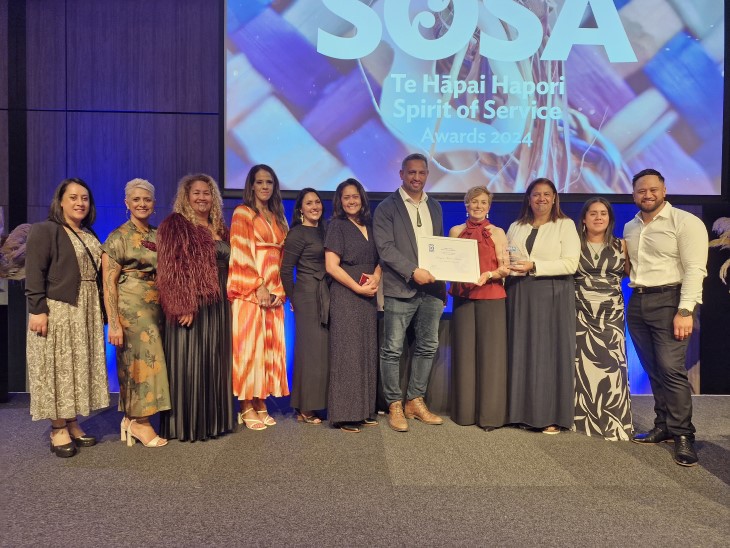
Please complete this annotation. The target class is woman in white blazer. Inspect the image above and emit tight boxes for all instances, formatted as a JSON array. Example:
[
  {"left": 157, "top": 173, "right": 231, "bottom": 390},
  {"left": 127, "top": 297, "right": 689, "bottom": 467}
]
[{"left": 506, "top": 178, "right": 580, "bottom": 434}]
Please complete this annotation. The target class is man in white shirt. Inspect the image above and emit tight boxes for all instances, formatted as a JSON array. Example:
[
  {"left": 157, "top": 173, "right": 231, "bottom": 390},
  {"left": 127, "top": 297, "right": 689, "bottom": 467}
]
[
  {"left": 624, "top": 168, "right": 708, "bottom": 467},
  {"left": 373, "top": 153, "right": 446, "bottom": 432}
]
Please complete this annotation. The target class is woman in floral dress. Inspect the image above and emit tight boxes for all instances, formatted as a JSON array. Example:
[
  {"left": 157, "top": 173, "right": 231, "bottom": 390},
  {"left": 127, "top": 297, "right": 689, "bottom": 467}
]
[
  {"left": 102, "top": 178, "right": 170, "bottom": 448},
  {"left": 26, "top": 178, "right": 109, "bottom": 458}
]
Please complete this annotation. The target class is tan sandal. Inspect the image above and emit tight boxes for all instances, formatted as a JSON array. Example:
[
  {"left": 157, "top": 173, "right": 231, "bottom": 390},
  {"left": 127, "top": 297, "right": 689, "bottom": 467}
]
[{"left": 125, "top": 419, "right": 168, "bottom": 447}]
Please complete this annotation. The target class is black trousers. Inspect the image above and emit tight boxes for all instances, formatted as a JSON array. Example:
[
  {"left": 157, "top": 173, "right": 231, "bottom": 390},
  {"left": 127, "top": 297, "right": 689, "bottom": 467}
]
[
  {"left": 450, "top": 297, "right": 508, "bottom": 428},
  {"left": 626, "top": 290, "right": 695, "bottom": 437}
]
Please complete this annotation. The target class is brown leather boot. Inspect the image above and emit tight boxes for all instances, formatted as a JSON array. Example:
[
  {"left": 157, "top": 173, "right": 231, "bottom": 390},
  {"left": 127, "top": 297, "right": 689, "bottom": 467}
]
[
  {"left": 388, "top": 401, "right": 409, "bottom": 432},
  {"left": 404, "top": 397, "right": 443, "bottom": 425}
]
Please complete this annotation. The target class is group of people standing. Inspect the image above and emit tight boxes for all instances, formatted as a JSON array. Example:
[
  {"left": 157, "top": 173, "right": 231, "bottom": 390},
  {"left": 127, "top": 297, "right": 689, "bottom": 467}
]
[{"left": 25, "top": 155, "right": 708, "bottom": 468}]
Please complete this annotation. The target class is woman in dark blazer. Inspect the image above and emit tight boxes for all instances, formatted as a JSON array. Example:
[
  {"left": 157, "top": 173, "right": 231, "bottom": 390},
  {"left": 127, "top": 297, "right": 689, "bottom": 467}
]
[{"left": 26, "top": 178, "right": 109, "bottom": 457}]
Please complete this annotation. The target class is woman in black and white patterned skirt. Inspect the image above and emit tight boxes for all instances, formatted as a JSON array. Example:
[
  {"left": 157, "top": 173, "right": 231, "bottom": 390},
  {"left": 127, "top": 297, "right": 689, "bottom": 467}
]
[{"left": 573, "top": 197, "right": 633, "bottom": 441}]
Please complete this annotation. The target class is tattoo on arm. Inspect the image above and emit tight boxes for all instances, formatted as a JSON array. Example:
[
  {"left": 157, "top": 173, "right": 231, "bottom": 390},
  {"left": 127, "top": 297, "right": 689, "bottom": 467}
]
[{"left": 103, "top": 254, "right": 123, "bottom": 330}]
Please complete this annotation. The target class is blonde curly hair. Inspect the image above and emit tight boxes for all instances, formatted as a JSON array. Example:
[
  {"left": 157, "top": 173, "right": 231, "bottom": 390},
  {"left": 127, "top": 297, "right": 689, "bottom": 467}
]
[{"left": 172, "top": 173, "right": 227, "bottom": 238}]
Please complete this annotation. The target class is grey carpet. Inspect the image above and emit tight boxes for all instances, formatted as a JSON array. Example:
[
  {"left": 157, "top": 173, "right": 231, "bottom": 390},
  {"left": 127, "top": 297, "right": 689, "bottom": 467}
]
[{"left": 2, "top": 395, "right": 729, "bottom": 547}]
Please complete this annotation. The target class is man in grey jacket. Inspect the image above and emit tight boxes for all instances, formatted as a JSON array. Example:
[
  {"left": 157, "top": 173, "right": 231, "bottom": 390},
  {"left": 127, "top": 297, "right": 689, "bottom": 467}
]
[{"left": 373, "top": 153, "right": 446, "bottom": 432}]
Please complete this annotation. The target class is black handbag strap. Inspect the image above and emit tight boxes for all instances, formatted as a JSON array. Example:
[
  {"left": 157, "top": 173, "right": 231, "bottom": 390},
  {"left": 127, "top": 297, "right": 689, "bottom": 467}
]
[
  {"left": 67, "top": 227, "right": 102, "bottom": 283},
  {"left": 65, "top": 225, "right": 107, "bottom": 324}
]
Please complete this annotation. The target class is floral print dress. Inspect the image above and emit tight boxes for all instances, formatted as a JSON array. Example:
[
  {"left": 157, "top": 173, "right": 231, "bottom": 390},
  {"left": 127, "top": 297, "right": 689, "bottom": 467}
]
[
  {"left": 27, "top": 229, "right": 109, "bottom": 420},
  {"left": 103, "top": 221, "right": 171, "bottom": 417}
]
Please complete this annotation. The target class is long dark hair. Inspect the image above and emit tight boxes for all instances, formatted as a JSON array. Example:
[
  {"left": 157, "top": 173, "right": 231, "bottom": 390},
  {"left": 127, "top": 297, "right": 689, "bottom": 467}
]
[
  {"left": 291, "top": 187, "right": 326, "bottom": 239},
  {"left": 579, "top": 197, "right": 620, "bottom": 249},
  {"left": 48, "top": 178, "right": 97, "bottom": 229},
  {"left": 332, "top": 178, "right": 371, "bottom": 225},
  {"left": 242, "top": 164, "right": 288, "bottom": 232},
  {"left": 515, "top": 178, "right": 568, "bottom": 225}
]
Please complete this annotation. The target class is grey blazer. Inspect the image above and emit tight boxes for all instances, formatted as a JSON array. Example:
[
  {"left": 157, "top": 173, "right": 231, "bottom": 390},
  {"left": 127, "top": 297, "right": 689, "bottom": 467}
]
[
  {"left": 373, "top": 190, "right": 446, "bottom": 300},
  {"left": 25, "top": 221, "right": 85, "bottom": 314}
]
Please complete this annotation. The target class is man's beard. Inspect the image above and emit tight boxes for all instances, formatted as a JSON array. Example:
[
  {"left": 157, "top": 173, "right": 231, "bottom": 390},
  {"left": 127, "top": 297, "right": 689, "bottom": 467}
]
[{"left": 638, "top": 198, "right": 664, "bottom": 214}]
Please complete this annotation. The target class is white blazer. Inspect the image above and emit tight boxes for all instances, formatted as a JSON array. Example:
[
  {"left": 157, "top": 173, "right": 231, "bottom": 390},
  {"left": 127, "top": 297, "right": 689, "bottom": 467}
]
[{"left": 506, "top": 217, "right": 580, "bottom": 276}]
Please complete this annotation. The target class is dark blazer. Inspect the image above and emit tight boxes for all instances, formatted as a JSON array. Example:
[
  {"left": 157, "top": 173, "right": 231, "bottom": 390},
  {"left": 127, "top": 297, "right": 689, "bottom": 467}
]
[
  {"left": 373, "top": 189, "right": 446, "bottom": 300},
  {"left": 25, "top": 221, "right": 84, "bottom": 314}
]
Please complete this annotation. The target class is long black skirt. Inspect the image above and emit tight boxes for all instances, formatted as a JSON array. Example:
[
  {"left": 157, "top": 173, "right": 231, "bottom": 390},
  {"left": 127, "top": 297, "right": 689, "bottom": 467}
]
[
  {"left": 160, "top": 265, "right": 235, "bottom": 442},
  {"left": 506, "top": 275, "right": 575, "bottom": 429},
  {"left": 290, "top": 291, "right": 329, "bottom": 412}
]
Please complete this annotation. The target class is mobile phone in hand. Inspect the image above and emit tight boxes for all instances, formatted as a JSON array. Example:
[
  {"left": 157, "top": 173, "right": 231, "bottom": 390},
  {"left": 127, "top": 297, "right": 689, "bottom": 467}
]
[{"left": 358, "top": 274, "right": 368, "bottom": 286}]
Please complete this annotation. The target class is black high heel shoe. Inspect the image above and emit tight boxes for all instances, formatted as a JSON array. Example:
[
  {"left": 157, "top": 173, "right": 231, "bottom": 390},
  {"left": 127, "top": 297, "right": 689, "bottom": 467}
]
[
  {"left": 50, "top": 425, "right": 76, "bottom": 458},
  {"left": 66, "top": 418, "right": 97, "bottom": 447}
]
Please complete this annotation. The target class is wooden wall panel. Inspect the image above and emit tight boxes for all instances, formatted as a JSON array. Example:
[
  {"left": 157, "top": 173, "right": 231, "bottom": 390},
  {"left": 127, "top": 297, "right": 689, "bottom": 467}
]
[
  {"left": 0, "top": 0, "right": 7, "bottom": 110},
  {"left": 25, "top": 0, "right": 66, "bottom": 110},
  {"left": 66, "top": 111, "right": 219, "bottom": 237},
  {"left": 66, "top": 0, "right": 220, "bottom": 113},
  {"left": 0, "top": 112, "right": 7, "bottom": 209},
  {"left": 26, "top": 111, "right": 67, "bottom": 210}
]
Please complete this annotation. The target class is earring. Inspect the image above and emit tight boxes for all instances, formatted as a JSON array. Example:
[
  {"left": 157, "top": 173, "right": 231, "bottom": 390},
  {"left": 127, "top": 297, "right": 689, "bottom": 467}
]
[
  {"left": 300, "top": 212, "right": 304, "bottom": 223},
  {"left": 486, "top": 212, "right": 489, "bottom": 219}
]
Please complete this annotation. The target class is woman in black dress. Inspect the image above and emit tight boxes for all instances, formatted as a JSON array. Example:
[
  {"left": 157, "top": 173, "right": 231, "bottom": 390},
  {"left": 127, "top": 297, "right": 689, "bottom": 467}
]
[
  {"left": 324, "top": 179, "right": 381, "bottom": 433},
  {"left": 281, "top": 188, "right": 329, "bottom": 424},
  {"left": 156, "top": 173, "right": 235, "bottom": 442}
]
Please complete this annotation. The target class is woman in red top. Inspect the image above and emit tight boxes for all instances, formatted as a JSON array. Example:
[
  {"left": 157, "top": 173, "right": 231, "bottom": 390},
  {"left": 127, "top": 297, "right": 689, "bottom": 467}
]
[{"left": 448, "top": 186, "right": 510, "bottom": 431}]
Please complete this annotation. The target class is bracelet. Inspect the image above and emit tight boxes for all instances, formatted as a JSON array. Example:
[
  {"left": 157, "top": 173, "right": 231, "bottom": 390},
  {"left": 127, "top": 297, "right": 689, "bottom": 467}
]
[{"left": 487, "top": 271, "right": 493, "bottom": 282}]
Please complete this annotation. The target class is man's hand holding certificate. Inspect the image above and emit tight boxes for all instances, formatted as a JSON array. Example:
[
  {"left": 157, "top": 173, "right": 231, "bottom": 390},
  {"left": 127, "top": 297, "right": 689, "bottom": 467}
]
[{"left": 418, "top": 236, "right": 480, "bottom": 283}]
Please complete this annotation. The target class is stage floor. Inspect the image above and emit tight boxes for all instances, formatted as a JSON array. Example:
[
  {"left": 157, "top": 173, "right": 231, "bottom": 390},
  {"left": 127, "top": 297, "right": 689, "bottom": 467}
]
[{"left": 3, "top": 394, "right": 729, "bottom": 547}]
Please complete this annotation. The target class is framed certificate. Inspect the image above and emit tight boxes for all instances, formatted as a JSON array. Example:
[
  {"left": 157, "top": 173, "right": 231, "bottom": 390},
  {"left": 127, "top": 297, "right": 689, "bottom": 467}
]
[{"left": 418, "top": 236, "right": 480, "bottom": 283}]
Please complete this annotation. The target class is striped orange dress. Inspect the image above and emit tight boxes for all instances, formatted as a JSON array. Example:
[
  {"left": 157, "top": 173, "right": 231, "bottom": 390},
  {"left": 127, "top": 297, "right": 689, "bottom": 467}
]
[{"left": 227, "top": 205, "right": 289, "bottom": 400}]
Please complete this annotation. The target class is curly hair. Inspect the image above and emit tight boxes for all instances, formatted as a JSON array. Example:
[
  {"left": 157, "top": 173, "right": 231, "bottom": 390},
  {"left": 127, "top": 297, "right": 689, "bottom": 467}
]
[
  {"left": 171, "top": 173, "right": 227, "bottom": 239},
  {"left": 242, "top": 164, "right": 288, "bottom": 232}
]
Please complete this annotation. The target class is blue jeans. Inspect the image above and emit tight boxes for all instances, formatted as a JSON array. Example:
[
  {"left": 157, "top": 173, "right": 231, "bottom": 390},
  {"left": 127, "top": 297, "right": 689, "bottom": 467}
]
[{"left": 380, "top": 294, "right": 443, "bottom": 405}]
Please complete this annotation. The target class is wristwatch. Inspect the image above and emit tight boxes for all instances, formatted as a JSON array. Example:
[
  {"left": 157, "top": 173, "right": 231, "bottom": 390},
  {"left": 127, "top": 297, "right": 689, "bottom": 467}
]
[
  {"left": 678, "top": 308, "right": 692, "bottom": 317},
  {"left": 528, "top": 263, "right": 536, "bottom": 276}
]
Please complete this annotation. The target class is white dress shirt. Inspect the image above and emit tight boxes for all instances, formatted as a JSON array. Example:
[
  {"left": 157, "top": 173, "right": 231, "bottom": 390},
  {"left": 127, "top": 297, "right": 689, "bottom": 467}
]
[
  {"left": 506, "top": 217, "right": 580, "bottom": 276},
  {"left": 398, "top": 186, "right": 433, "bottom": 247},
  {"left": 623, "top": 202, "right": 708, "bottom": 310}
]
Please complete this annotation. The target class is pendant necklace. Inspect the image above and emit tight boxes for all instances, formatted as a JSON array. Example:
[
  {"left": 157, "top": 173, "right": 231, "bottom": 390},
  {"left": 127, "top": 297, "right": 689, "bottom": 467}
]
[{"left": 587, "top": 241, "right": 603, "bottom": 260}]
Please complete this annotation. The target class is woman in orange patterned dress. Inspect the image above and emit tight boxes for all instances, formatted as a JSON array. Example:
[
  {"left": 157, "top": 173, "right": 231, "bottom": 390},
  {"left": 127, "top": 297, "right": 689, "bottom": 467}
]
[{"left": 228, "top": 165, "right": 289, "bottom": 430}]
